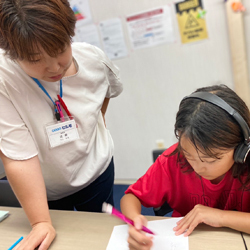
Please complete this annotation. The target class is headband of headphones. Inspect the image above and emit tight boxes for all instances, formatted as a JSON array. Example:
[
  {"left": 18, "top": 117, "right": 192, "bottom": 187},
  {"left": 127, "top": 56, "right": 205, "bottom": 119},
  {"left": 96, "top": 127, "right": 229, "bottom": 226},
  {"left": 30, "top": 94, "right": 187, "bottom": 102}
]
[{"left": 182, "top": 92, "right": 250, "bottom": 143}]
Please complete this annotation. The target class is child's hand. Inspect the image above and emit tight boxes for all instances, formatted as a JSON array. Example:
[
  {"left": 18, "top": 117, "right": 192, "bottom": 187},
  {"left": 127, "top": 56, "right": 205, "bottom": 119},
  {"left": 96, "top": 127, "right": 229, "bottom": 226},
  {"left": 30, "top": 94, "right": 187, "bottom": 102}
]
[
  {"left": 173, "top": 204, "right": 223, "bottom": 236},
  {"left": 127, "top": 215, "right": 153, "bottom": 250}
]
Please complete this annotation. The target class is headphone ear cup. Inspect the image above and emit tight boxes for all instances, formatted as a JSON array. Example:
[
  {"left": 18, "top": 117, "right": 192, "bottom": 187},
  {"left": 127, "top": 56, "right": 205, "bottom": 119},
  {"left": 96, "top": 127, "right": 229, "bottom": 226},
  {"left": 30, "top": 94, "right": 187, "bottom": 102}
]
[{"left": 234, "top": 143, "right": 250, "bottom": 163}]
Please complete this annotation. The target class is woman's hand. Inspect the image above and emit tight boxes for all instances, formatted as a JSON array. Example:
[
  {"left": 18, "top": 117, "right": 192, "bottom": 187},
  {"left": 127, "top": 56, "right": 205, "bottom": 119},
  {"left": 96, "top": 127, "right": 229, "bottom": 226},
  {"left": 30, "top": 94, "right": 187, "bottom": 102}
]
[
  {"left": 14, "top": 222, "right": 56, "bottom": 250},
  {"left": 1, "top": 154, "right": 56, "bottom": 250},
  {"left": 173, "top": 204, "right": 223, "bottom": 236},
  {"left": 127, "top": 215, "right": 153, "bottom": 250}
]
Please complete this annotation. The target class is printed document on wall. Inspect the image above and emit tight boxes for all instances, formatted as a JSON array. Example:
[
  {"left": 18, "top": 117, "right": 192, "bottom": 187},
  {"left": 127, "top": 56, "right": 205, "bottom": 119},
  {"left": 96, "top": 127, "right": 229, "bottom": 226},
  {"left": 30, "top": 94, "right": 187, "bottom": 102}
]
[
  {"left": 175, "top": 0, "right": 208, "bottom": 44},
  {"left": 70, "top": 0, "right": 93, "bottom": 27},
  {"left": 74, "top": 23, "right": 102, "bottom": 49},
  {"left": 99, "top": 18, "right": 128, "bottom": 60},
  {"left": 126, "top": 5, "right": 175, "bottom": 50},
  {"left": 106, "top": 218, "right": 189, "bottom": 250}
]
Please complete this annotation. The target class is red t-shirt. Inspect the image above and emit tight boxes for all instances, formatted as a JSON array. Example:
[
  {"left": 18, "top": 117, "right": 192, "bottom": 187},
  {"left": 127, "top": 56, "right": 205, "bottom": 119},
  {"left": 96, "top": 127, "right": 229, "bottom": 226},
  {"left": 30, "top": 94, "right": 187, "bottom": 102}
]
[{"left": 125, "top": 143, "right": 250, "bottom": 217}]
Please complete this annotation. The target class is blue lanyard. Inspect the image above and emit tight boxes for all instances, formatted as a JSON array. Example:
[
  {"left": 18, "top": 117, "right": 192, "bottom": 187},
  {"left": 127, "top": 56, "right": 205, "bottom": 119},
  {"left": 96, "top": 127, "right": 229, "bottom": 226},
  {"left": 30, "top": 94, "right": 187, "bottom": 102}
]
[
  {"left": 33, "top": 78, "right": 63, "bottom": 121},
  {"left": 32, "top": 78, "right": 63, "bottom": 106}
]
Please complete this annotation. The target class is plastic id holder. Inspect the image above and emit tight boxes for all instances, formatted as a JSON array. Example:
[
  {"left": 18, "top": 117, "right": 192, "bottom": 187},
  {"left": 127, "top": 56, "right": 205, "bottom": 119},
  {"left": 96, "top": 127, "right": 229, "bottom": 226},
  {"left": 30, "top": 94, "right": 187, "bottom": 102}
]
[{"left": 45, "top": 117, "right": 79, "bottom": 148}]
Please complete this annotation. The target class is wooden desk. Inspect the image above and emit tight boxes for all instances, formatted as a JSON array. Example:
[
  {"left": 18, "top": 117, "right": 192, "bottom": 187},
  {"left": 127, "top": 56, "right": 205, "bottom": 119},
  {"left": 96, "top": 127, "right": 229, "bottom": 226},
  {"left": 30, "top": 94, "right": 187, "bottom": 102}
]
[{"left": 0, "top": 207, "right": 247, "bottom": 250}]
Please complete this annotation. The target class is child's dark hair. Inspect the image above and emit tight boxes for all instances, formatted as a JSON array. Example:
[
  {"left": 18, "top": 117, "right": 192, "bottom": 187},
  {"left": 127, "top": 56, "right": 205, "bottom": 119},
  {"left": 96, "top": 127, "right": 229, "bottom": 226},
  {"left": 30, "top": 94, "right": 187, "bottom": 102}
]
[
  {"left": 0, "top": 0, "right": 76, "bottom": 61},
  {"left": 171, "top": 84, "right": 250, "bottom": 188}
]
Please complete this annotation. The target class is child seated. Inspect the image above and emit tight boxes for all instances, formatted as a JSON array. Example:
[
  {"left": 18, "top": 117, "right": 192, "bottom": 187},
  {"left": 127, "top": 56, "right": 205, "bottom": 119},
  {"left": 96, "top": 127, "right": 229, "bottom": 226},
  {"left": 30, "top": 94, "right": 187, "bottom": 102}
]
[{"left": 121, "top": 84, "right": 250, "bottom": 250}]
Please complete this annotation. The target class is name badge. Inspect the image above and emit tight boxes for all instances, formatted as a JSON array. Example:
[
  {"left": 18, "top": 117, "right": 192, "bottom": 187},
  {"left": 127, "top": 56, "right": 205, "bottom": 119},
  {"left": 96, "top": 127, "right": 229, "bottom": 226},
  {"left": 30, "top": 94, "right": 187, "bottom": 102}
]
[{"left": 45, "top": 119, "right": 79, "bottom": 148}]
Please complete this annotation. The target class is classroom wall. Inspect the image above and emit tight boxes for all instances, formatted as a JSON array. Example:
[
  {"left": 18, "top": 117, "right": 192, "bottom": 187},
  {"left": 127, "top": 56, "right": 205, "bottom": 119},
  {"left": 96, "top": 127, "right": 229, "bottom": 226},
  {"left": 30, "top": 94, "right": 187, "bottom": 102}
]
[
  {"left": 244, "top": 0, "right": 250, "bottom": 79},
  {"left": 91, "top": 0, "right": 236, "bottom": 179},
  {"left": 0, "top": 0, "right": 249, "bottom": 181}
]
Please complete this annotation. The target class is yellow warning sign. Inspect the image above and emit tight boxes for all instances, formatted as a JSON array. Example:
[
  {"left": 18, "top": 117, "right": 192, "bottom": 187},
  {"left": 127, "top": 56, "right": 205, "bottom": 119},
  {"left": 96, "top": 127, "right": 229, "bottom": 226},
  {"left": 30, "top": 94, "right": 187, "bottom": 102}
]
[{"left": 176, "top": 0, "right": 208, "bottom": 44}]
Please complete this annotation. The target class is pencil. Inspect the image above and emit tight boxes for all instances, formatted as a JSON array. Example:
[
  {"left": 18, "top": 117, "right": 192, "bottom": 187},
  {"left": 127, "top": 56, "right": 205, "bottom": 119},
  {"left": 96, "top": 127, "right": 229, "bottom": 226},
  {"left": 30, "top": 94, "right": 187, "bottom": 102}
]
[{"left": 8, "top": 236, "right": 23, "bottom": 250}]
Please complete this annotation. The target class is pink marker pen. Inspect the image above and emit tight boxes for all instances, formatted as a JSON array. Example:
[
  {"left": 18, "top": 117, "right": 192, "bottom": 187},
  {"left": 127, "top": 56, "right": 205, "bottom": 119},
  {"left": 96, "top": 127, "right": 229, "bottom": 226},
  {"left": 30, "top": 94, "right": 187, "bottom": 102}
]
[
  {"left": 102, "top": 202, "right": 155, "bottom": 235},
  {"left": 55, "top": 100, "right": 65, "bottom": 122}
]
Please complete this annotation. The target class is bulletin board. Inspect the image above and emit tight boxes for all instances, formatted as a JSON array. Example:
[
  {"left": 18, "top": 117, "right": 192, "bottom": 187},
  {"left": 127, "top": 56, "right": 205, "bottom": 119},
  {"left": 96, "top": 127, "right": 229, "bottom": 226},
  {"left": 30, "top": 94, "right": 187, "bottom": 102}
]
[
  {"left": 0, "top": 0, "right": 249, "bottom": 182},
  {"left": 69, "top": 0, "right": 250, "bottom": 180}
]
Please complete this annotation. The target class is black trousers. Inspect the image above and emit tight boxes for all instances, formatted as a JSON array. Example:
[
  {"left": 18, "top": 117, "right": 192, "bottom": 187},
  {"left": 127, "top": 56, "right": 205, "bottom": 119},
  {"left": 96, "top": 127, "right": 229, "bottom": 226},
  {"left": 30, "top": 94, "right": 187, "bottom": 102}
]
[{"left": 48, "top": 158, "right": 114, "bottom": 212}]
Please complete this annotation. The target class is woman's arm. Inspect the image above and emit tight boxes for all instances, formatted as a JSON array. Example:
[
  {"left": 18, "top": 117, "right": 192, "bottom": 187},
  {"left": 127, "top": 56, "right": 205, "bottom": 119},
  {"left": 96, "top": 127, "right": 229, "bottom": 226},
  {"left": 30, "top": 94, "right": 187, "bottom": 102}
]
[
  {"left": 101, "top": 98, "right": 110, "bottom": 127},
  {"left": 0, "top": 151, "right": 56, "bottom": 249},
  {"left": 101, "top": 98, "right": 110, "bottom": 116}
]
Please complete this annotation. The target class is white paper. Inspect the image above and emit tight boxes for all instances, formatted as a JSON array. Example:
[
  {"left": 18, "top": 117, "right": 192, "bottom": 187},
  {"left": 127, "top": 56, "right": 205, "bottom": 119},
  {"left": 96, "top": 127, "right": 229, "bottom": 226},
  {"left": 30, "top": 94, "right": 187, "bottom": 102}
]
[
  {"left": 70, "top": 0, "right": 93, "bottom": 27},
  {"left": 74, "top": 23, "right": 102, "bottom": 49},
  {"left": 106, "top": 218, "right": 189, "bottom": 250},
  {"left": 0, "top": 210, "right": 9, "bottom": 222},
  {"left": 99, "top": 18, "right": 128, "bottom": 60},
  {"left": 126, "top": 5, "right": 175, "bottom": 50}
]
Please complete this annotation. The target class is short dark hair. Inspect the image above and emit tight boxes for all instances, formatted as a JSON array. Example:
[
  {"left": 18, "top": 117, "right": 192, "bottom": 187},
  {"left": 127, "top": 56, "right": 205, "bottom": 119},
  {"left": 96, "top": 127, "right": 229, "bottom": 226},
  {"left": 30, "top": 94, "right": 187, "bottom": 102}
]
[
  {"left": 0, "top": 0, "right": 76, "bottom": 61},
  {"left": 171, "top": 84, "right": 250, "bottom": 188}
]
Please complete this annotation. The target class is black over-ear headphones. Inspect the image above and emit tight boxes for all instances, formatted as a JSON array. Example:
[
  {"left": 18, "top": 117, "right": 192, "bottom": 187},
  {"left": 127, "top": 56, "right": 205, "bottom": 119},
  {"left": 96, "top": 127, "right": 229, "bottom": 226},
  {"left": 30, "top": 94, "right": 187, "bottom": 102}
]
[{"left": 183, "top": 92, "right": 250, "bottom": 163}]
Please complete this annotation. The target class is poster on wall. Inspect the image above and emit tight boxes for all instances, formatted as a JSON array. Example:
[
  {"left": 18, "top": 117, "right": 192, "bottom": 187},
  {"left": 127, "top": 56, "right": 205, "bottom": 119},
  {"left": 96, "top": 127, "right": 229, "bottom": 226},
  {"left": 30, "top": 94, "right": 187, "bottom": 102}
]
[
  {"left": 73, "top": 23, "right": 102, "bottom": 49},
  {"left": 99, "top": 18, "right": 128, "bottom": 60},
  {"left": 126, "top": 6, "right": 175, "bottom": 50},
  {"left": 175, "top": 0, "right": 208, "bottom": 44},
  {"left": 70, "top": 0, "right": 93, "bottom": 27}
]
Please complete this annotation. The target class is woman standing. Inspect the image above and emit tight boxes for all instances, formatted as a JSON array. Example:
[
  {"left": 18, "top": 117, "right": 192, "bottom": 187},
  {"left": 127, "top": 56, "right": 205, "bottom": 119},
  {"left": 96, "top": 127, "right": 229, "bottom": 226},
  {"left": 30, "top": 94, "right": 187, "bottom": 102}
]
[{"left": 0, "top": 0, "right": 123, "bottom": 249}]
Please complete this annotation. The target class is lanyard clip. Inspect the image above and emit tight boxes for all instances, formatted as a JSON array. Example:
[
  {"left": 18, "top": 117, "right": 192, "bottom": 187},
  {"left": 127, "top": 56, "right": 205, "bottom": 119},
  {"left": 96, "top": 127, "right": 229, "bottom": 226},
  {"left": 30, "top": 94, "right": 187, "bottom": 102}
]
[{"left": 54, "top": 106, "right": 61, "bottom": 121}]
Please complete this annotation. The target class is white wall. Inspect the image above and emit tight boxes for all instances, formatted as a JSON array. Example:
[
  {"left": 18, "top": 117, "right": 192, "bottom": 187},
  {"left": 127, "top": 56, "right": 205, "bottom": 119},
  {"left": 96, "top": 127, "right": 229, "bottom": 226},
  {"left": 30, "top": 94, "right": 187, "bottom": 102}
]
[
  {"left": 1, "top": 0, "right": 247, "bottom": 181},
  {"left": 244, "top": 0, "right": 250, "bottom": 80},
  {"left": 89, "top": 0, "right": 235, "bottom": 179}
]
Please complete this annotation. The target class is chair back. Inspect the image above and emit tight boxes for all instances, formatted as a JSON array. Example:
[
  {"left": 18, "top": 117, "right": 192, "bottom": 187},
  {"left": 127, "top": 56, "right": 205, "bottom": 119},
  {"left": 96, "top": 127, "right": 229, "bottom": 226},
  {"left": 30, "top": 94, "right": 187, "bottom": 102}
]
[
  {"left": 152, "top": 149, "right": 166, "bottom": 162},
  {"left": 152, "top": 148, "right": 173, "bottom": 216},
  {"left": 0, "top": 180, "right": 21, "bottom": 207}
]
